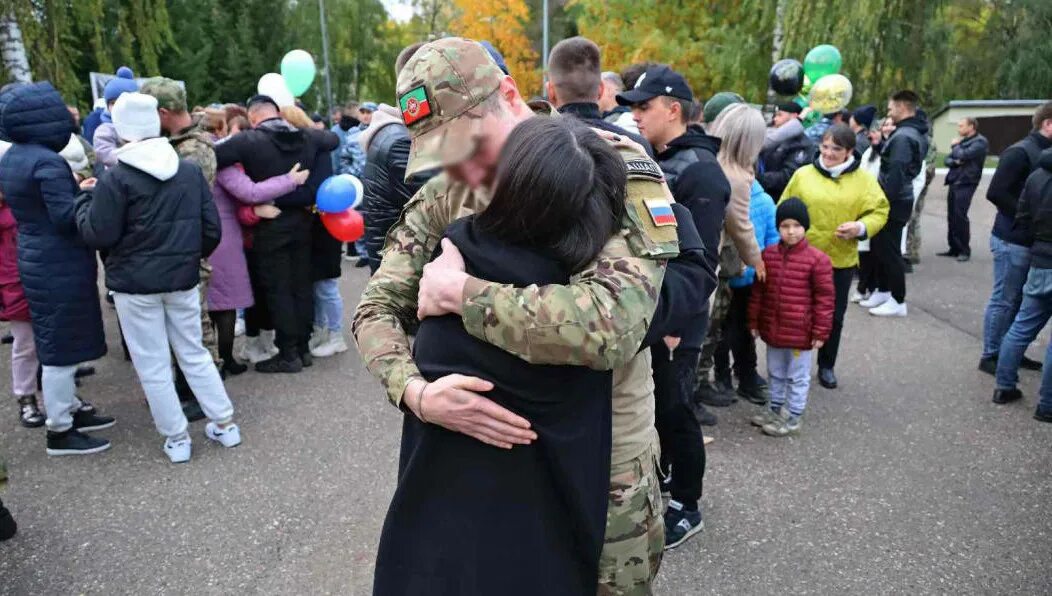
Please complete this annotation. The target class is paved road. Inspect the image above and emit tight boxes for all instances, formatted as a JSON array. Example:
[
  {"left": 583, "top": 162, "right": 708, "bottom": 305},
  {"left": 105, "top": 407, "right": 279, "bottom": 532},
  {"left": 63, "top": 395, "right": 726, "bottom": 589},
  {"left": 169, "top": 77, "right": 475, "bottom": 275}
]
[{"left": 1, "top": 177, "right": 1050, "bottom": 595}]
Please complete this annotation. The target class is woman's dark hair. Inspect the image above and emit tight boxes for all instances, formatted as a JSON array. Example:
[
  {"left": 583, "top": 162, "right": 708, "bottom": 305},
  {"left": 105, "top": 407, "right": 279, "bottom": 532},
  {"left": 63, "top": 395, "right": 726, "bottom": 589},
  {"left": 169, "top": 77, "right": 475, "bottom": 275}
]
[
  {"left": 475, "top": 118, "right": 627, "bottom": 273},
  {"left": 822, "top": 123, "right": 856, "bottom": 151}
]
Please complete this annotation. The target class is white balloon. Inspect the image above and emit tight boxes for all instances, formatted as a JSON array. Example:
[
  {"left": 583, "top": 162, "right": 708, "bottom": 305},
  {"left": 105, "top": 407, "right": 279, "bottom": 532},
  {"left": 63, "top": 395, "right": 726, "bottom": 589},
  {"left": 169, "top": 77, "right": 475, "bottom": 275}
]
[
  {"left": 344, "top": 174, "right": 364, "bottom": 209},
  {"left": 257, "top": 73, "right": 294, "bottom": 108}
]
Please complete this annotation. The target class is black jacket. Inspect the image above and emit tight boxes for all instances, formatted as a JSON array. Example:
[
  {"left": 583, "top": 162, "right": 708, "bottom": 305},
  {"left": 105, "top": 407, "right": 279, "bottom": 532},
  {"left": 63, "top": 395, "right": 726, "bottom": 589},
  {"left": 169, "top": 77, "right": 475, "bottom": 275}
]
[
  {"left": 310, "top": 149, "right": 344, "bottom": 281},
  {"left": 76, "top": 141, "right": 221, "bottom": 294},
  {"left": 879, "top": 115, "right": 929, "bottom": 223},
  {"left": 0, "top": 81, "right": 107, "bottom": 366},
  {"left": 655, "top": 126, "right": 729, "bottom": 348},
  {"left": 214, "top": 118, "right": 339, "bottom": 208},
  {"left": 1016, "top": 150, "right": 1052, "bottom": 268},
  {"left": 945, "top": 133, "right": 988, "bottom": 187},
  {"left": 759, "top": 129, "right": 814, "bottom": 200},
  {"left": 361, "top": 122, "right": 433, "bottom": 273},
  {"left": 557, "top": 103, "right": 654, "bottom": 158},
  {"left": 989, "top": 131, "right": 1051, "bottom": 246}
]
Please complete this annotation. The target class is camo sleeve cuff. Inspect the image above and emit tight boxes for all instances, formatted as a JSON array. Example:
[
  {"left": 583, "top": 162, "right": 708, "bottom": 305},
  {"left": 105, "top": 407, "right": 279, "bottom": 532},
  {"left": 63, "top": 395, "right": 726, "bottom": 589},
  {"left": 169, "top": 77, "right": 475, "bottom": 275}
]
[{"left": 461, "top": 276, "right": 492, "bottom": 341}]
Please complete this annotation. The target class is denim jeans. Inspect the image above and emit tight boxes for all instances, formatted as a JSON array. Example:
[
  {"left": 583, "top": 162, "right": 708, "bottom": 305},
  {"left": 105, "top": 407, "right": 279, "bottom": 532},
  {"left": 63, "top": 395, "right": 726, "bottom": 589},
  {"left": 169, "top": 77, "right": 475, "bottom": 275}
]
[
  {"left": 982, "top": 236, "right": 1032, "bottom": 359},
  {"left": 313, "top": 278, "right": 344, "bottom": 332},
  {"left": 995, "top": 267, "right": 1052, "bottom": 411}
]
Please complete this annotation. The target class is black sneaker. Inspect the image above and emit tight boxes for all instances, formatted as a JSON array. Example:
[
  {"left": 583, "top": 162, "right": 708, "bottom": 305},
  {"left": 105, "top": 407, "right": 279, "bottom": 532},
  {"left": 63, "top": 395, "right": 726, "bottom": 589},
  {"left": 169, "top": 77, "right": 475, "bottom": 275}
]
[
  {"left": 818, "top": 367, "right": 838, "bottom": 389},
  {"left": 978, "top": 357, "right": 997, "bottom": 375},
  {"left": 936, "top": 250, "right": 959, "bottom": 258},
  {"left": 17, "top": 395, "right": 45, "bottom": 428},
  {"left": 1021, "top": 355, "right": 1043, "bottom": 371},
  {"left": 45, "top": 429, "right": 111, "bottom": 456},
  {"left": 72, "top": 409, "right": 115, "bottom": 432},
  {"left": 695, "top": 380, "right": 736, "bottom": 407},
  {"left": 956, "top": 253, "right": 971, "bottom": 262},
  {"left": 664, "top": 501, "right": 703, "bottom": 550},
  {"left": 182, "top": 399, "right": 206, "bottom": 422},
  {"left": 222, "top": 359, "right": 248, "bottom": 376},
  {"left": 76, "top": 398, "right": 96, "bottom": 414},
  {"left": 992, "top": 388, "right": 1023, "bottom": 404},
  {"left": 694, "top": 403, "right": 718, "bottom": 426},
  {"left": 1034, "top": 407, "right": 1052, "bottom": 423},
  {"left": 0, "top": 499, "right": 15, "bottom": 541},
  {"left": 736, "top": 373, "right": 769, "bottom": 405},
  {"left": 255, "top": 354, "right": 303, "bottom": 374}
]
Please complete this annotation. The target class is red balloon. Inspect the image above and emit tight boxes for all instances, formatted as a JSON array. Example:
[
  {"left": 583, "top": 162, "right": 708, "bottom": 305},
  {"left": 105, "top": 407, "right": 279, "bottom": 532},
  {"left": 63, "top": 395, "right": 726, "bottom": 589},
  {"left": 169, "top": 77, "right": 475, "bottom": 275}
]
[{"left": 321, "top": 208, "right": 364, "bottom": 242}]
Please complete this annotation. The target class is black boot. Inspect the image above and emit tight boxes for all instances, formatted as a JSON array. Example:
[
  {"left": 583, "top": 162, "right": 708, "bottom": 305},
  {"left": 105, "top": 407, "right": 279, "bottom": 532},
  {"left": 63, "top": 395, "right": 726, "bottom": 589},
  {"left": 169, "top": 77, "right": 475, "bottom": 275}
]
[
  {"left": 694, "top": 378, "right": 736, "bottom": 407},
  {"left": 255, "top": 353, "right": 303, "bottom": 374},
  {"left": 736, "top": 371, "right": 769, "bottom": 405},
  {"left": 0, "top": 498, "right": 16, "bottom": 541}
]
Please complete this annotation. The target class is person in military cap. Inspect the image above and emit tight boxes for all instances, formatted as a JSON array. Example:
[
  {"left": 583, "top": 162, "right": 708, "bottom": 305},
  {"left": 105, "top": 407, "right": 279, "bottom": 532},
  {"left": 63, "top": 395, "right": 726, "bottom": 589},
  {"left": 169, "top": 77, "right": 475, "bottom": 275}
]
[
  {"left": 140, "top": 77, "right": 219, "bottom": 420},
  {"left": 353, "top": 37, "right": 709, "bottom": 594}
]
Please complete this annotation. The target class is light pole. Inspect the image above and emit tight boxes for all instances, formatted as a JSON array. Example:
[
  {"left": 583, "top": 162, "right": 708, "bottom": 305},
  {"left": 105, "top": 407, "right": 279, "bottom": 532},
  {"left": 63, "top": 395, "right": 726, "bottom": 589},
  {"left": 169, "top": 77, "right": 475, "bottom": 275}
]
[
  {"left": 319, "top": 0, "right": 336, "bottom": 122},
  {"left": 541, "top": 0, "right": 549, "bottom": 98}
]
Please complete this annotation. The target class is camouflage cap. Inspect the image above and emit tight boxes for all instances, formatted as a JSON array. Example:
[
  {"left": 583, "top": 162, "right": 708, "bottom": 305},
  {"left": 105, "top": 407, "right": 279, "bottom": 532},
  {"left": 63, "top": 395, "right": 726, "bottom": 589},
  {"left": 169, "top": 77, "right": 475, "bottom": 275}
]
[
  {"left": 396, "top": 37, "right": 505, "bottom": 177},
  {"left": 140, "top": 77, "right": 188, "bottom": 113}
]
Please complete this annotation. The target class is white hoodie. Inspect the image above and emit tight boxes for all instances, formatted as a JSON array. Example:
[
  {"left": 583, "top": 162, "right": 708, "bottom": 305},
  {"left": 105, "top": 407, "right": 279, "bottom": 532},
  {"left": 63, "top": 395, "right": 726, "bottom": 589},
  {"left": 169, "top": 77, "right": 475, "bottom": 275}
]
[
  {"left": 358, "top": 104, "right": 405, "bottom": 152},
  {"left": 114, "top": 137, "right": 179, "bottom": 181}
]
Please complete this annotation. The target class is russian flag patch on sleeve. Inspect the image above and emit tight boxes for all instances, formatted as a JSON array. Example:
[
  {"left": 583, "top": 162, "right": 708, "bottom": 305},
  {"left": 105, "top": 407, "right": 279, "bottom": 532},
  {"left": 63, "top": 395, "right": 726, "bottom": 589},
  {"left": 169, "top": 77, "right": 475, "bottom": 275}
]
[{"left": 644, "top": 198, "right": 677, "bottom": 227}]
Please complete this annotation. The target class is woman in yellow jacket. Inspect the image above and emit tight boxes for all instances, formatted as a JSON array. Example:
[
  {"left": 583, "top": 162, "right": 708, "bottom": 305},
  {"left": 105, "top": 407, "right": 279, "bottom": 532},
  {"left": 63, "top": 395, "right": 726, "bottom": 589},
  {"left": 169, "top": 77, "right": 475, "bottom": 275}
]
[{"left": 781, "top": 124, "right": 889, "bottom": 390}]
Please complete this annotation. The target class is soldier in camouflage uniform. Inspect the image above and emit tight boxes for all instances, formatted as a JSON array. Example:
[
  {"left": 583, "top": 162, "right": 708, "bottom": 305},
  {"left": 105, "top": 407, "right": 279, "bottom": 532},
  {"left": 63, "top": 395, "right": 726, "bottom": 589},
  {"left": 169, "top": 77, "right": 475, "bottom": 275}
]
[
  {"left": 353, "top": 38, "right": 677, "bottom": 594},
  {"left": 140, "top": 77, "right": 219, "bottom": 366},
  {"left": 905, "top": 130, "right": 938, "bottom": 265}
]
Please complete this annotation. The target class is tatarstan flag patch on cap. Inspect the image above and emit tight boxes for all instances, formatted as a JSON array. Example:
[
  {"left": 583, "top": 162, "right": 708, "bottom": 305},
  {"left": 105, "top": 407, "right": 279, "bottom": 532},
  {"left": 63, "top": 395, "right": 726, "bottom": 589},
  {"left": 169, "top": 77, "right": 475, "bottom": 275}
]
[
  {"left": 644, "top": 198, "right": 677, "bottom": 227},
  {"left": 399, "top": 85, "right": 432, "bottom": 126}
]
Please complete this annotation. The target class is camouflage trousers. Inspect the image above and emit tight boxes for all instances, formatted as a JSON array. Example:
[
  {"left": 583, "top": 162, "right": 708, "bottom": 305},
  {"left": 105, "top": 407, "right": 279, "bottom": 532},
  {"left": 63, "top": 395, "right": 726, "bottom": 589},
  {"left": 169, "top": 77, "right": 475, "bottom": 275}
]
[
  {"left": 905, "top": 176, "right": 936, "bottom": 264},
  {"left": 597, "top": 444, "right": 664, "bottom": 595},
  {"left": 199, "top": 260, "right": 219, "bottom": 362},
  {"left": 695, "top": 278, "right": 734, "bottom": 383}
]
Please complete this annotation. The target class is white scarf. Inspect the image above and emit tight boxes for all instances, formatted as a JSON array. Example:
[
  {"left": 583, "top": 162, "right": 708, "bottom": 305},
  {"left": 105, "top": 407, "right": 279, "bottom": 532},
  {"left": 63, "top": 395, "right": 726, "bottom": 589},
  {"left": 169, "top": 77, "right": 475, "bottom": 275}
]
[{"left": 819, "top": 154, "right": 855, "bottom": 178}]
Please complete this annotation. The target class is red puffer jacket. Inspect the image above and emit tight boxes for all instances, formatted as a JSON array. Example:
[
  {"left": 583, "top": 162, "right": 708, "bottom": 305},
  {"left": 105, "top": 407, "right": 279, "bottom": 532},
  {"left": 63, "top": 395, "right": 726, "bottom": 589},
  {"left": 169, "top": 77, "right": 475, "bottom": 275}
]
[
  {"left": 748, "top": 239, "right": 834, "bottom": 350},
  {"left": 0, "top": 201, "right": 30, "bottom": 322}
]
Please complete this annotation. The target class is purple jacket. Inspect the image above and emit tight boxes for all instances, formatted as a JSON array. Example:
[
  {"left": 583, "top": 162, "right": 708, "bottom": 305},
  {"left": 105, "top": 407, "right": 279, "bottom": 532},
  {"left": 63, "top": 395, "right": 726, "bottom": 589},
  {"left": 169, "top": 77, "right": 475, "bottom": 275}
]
[
  {"left": 207, "top": 164, "right": 296, "bottom": 311},
  {"left": 92, "top": 121, "right": 120, "bottom": 169}
]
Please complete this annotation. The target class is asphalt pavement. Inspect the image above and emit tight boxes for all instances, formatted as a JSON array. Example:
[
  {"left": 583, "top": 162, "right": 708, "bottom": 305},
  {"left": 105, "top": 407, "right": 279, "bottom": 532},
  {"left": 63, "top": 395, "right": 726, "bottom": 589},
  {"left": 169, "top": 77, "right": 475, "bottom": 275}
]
[{"left": 1, "top": 176, "right": 1050, "bottom": 595}]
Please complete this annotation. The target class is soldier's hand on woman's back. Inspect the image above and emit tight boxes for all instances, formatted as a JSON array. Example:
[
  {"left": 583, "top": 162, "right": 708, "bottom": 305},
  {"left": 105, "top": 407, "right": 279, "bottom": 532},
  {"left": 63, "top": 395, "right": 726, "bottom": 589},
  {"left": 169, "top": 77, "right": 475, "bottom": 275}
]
[{"left": 405, "top": 375, "right": 537, "bottom": 450}]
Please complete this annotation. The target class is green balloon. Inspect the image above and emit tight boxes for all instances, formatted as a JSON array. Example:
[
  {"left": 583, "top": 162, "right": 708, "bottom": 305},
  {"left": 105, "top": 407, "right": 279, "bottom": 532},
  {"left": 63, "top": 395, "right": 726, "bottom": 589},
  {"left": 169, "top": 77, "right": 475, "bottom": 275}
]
[
  {"left": 803, "top": 45, "right": 842, "bottom": 82},
  {"left": 281, "top": 49, "right": 316, "bottom": 97}
]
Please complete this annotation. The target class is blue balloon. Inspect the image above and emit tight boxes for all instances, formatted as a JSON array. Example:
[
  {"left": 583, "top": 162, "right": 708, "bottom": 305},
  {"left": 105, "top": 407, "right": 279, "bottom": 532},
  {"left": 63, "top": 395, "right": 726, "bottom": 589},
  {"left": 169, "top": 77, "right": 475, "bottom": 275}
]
[{"left": 316, "top": 174, "right": 362, "bottom": 213}]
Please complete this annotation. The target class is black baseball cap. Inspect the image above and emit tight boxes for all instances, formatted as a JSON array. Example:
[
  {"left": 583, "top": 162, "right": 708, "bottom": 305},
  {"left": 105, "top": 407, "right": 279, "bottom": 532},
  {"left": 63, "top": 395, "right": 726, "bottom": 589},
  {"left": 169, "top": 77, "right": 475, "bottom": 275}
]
[
  {"left": 776, "top": 102, "right": 802, "bottom": 114},
  {"left": 616, "top": 65, "right": 693, "bottom": 106},
  {"left": 246, "top": 94, "right": 280, "bottom": 111}
]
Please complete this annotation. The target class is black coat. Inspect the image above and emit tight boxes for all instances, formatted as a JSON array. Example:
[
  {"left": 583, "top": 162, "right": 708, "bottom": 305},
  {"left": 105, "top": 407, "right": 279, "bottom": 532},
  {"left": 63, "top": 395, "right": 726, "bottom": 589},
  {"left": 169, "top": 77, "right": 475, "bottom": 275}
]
[
  {"left": 990, "top": 131, "right": 1051, "bottom": 246},
  {"left": 879, "top": 116, "right": 929, "bottom": 223},
  {"left": 360, "top": 122, "right": 433, "bottom": 273},
  {"left": 75, "top": 147, "right": 221, "bottom": 294},
  {"left": 214, "top": 118, "right": 339, "bottom": 208},
  {"left": 655, "top": 125, "right": 730, "bottom": 348},
  {"left": 1016, "top": 149, "right": 1052, "bottom": 268},
  {"left": 557, "top": 102, "right": 655, "bottom": 158},
  {"left": 310, "top": 151, "right": 344, "bottom": 281},
  {"left": 759, "top": 130, "right": 815, "bottom": 200},
  {"left": 945, "top": 133, "right": 988, "bottom": 187},
  {"left": 0, "top": 82, "right": 106, "bottom": 366},
  {"left": 376, "top": 217, "right": 611, "bottom": 596}
]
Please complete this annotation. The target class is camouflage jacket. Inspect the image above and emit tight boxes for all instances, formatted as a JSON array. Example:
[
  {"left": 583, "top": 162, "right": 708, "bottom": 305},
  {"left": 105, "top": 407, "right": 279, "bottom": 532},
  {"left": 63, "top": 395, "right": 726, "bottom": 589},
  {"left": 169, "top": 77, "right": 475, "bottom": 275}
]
[
  {"left": 353, "top": 130, "right": 679, "bottom": 402},
  {"left": 170, "top": 123, "right": 217, "bottom": 185}
]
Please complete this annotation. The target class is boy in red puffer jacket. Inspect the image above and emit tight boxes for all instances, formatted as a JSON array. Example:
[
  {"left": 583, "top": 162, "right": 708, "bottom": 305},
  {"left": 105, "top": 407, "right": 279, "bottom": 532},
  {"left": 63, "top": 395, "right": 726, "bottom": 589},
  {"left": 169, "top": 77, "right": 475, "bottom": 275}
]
[{"left": 748, "top": 198, "right": 835, "bottom": 436}]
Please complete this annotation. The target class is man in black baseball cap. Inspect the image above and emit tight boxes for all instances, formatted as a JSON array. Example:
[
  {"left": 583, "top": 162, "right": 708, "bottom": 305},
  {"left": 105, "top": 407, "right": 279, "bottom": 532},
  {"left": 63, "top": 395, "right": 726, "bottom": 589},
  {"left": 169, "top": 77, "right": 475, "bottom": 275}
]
[{"left": 619, "top": 63, "right": 727, "bottom": 549}]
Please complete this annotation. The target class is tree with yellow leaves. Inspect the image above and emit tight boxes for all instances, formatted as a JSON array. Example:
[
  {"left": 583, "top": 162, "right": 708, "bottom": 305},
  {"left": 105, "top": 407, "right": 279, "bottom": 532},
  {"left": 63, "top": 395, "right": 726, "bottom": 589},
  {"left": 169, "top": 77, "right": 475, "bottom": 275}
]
[{"left": 449, "top": 0, "right": 541, "bottom": 96}]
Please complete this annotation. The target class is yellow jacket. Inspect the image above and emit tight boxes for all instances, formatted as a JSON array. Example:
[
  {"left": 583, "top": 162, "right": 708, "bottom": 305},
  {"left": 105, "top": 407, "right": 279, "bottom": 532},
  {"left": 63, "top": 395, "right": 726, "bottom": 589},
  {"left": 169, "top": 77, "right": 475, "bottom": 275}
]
[{"left": 781, "top": 159, "right": 889, "bottom": 269}]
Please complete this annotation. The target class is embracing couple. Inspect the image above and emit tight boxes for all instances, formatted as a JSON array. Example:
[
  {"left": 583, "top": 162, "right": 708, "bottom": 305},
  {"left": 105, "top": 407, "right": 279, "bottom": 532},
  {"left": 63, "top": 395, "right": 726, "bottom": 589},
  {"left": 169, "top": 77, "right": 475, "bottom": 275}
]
[{"left": 354, "top": 38, "right": 713, "bottom": 596}]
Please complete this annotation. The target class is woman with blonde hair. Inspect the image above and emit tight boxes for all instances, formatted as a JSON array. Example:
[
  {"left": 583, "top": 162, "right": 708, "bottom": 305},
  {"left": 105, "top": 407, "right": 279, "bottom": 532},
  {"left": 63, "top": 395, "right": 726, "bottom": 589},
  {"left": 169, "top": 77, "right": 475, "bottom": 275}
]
[{"left": 696, "top": 102, "right": 769, "bottom": 406}]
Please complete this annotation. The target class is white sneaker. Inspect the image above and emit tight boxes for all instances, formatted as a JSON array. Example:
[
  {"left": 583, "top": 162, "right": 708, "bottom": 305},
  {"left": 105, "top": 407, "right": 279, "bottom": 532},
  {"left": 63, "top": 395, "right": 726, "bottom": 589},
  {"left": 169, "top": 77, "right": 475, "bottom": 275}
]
[
  {"left": 859, "top": 291, "right": 891, "bottom": 308},
  {"left": 869, "top": 298, "right": 907, "bottom": 317},
  {"left": 308, "top": 326, "right": 329, "bottom": 351},
  {"left": 260, "top": 330, "right": 280, "bottom": 357},
  {"left": 164, "top": 437, "right": 192, "bottom": 463},
  {"left": 239, "top": 336, "right": 272, "bottom": 364},
  {"left": 849, "top": 290, "right": 869, "bottom": 303},
  {"left": 205, "top": 422, "right": 242, "bottom": 448},
  {"left": 311, "top": 333, "right": 348, "bottom": 358},
  {"left": 234, "top": 317, "right": 245, "bottom": 337}
]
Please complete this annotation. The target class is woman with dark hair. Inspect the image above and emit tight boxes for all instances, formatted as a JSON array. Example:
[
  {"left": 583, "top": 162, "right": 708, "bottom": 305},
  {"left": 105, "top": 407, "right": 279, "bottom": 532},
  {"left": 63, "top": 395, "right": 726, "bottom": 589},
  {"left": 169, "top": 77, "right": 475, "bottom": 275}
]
[
  {"left": 374, "top": 117, "right": 626, "bottom": 596},
  {"left": 780, "top": 124, "right": 889, "bottom": 389}
]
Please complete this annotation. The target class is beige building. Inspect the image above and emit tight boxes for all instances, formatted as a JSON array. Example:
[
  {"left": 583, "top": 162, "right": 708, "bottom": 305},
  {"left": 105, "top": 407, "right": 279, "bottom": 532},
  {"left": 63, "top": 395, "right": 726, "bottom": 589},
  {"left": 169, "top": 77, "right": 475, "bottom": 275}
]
[{"left": 930, "top": 100, "right": 1045, "bottom": 155}]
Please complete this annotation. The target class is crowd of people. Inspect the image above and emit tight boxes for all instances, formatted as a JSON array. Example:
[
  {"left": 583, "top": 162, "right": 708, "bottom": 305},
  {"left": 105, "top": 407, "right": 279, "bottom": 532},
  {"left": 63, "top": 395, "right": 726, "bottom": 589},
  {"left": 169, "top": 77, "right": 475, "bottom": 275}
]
[{"left": 1, "top": 31, "right": 1050, "bottom": 596}]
